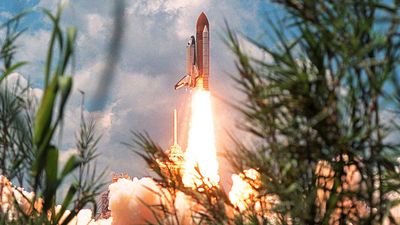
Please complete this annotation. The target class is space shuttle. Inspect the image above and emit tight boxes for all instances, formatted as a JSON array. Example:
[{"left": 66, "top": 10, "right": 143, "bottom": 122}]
[{"left": 175, "top": 12, "right": 210, "bottom": 91}]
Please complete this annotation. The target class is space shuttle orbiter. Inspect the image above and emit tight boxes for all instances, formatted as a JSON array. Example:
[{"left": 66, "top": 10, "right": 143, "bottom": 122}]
[{"left": 175, "top": 12, "right": 210, "bottom": 91}]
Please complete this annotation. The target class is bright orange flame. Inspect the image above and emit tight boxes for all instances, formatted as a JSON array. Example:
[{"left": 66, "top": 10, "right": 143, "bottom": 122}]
[
  {"left": 229, "top": 169, "right": 260, "bottom": 211},
  {"left": 182, "top": 89, "right": 219, "bottom": 188}
]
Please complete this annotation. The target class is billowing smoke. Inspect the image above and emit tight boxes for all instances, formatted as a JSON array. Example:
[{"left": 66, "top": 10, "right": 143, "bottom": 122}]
[
  {"left": 0, "top": 176, "right": 43, "bottom": 220},
  {"left": 2, "top": 169, "right": 399, "bottom": 224},
  {"left": 107, "top": 177, "right": 194, "bottom": 225},
  {"left": 108, "top": 177, "right": 164, "bottom": 225},
  {"left": 57, "top": 207, "right": 112, "bottom": 225},
  {"left": 0, "top": 175, "right": 113, "bottom": 225}
]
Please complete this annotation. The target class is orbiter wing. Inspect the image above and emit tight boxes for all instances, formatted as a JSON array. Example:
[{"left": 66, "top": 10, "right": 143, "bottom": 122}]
[{"left": 174, "top": 75, "right": 191, "bottom": 90}]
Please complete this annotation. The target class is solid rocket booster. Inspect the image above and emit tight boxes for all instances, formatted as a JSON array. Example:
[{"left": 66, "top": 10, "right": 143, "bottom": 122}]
[
  {"left": 175, "top": 12, "right": 210, "bottom": 91},
  {"left": 201, "top": 25, "right": 209, "bottom": 90}
]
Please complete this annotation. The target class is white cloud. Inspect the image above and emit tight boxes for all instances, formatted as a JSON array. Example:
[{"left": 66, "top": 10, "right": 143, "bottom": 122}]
[
  {"left": 86, "top": 14, "right": 107, "bottom": 37},
  {"left": 16, "top": 29, "right": 50, "bottom": 79},
  {"left": 1, "top": 72, "right": 42, "bottom": 102}
]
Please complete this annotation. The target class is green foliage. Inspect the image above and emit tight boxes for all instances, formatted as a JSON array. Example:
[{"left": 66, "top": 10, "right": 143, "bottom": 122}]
[
  {"left": 0, "top": 6, "right": 104, "bottom": 225},
  {"left": 0, "top": 12, "right": 33, "bottom": 186},
  {"left": 227, "top": 0, "right": 400, "bottom": 224},
  {"left": 29, "top": 7, "right": 80, "bottom": 223}
]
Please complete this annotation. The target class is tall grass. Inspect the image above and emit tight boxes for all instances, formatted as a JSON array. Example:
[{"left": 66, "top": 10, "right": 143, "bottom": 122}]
[{"left": 0, "top": 6, "right": 105, "bottom": 225}]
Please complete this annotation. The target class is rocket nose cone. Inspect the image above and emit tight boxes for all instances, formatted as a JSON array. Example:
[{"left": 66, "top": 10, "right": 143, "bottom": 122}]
[
  {"left": 196, "top": 12, "right": 209, "bottom": 27},
  {"left": 198, "top": 12, "right": 207, "bottom": 20}
]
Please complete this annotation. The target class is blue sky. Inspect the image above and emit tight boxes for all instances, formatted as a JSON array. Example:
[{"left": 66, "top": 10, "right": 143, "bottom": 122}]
[
  {"left": 0, "top": 0, "right": 271, "bottom": 181},
  {"left": 0, "top": 0, "right": 39, "bottom": 14}
]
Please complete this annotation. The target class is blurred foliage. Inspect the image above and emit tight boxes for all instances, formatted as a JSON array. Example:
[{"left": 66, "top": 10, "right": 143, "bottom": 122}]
[
  {"left": 0, "top": 6, "right": 104, "bottom": 225},
  {"left": 133, "top": 0, "right": 400, "bottom": 224},
  {"left": 0, "top": 11, "right": 31, "bottom": 186}
]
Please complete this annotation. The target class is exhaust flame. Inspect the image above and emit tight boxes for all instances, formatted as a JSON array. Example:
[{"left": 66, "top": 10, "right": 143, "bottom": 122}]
[
  {"left": 182, "top": 89, "right": 219, "bottom": 188},
  {"left": 229, "top": 169, "right": 261, "bottom": 211}
]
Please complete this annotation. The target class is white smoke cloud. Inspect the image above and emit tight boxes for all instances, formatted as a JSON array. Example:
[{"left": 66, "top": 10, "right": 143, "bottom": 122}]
[
  {"left": 2, "top": 172, "right": 400, "bottom": 224},
  {"left": 108, "top": 177, "right": 165, "bottom": 225},
  {"left": 0, "top": 176, "right": 42, "bottom": 221},
  {"left": 59, "top": 207, "right": 112, "bottom": 225}
]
